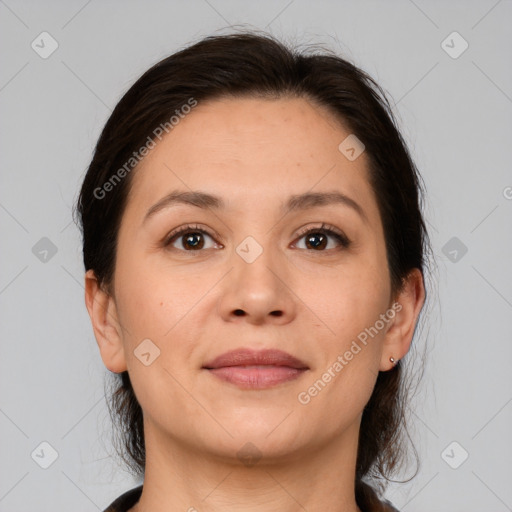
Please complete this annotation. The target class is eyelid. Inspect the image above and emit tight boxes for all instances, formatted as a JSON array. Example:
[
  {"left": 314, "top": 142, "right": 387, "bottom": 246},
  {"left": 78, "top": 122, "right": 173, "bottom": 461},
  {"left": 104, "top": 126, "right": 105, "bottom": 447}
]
[
  {"left": 163, "top": 223, "right": 223, "bottom": 247},
  {"left": 162, "top": 222, "right": 351, "bottom": 250},
  {"left": 293, "top": 222, "right": 351, "bottom": 248}
]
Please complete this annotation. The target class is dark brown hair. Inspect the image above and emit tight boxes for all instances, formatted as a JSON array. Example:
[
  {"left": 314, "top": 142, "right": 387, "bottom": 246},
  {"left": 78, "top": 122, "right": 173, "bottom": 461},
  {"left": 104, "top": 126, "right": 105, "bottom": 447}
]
[{"left": 74, "top": 29, "right": 432, "bottom": 510}]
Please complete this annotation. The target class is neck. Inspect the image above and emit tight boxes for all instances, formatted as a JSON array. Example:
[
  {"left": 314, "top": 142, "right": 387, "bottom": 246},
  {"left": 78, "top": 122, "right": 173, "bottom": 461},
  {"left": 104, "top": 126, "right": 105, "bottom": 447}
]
[{"left": 130, "top": 418, "right": 362, "bottom": 512}]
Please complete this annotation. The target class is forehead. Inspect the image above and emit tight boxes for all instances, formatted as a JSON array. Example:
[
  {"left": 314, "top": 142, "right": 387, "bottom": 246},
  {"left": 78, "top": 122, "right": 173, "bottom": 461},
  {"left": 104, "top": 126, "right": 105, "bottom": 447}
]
[{"left": 125, "top": 96, "right": 377, "bottom": 219}]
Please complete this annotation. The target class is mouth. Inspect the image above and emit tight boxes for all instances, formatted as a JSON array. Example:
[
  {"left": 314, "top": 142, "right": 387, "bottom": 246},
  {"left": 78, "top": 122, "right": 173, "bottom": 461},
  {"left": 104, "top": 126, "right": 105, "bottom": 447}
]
[{"left": 202, "top": 348, "right": 309, "bottom": 389}]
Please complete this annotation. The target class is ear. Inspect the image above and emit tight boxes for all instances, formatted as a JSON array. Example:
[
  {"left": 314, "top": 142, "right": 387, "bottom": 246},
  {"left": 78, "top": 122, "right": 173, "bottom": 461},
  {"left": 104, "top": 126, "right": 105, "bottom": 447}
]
[
  {"left": 84, "top": 269, "right": 127, "bottom": 373},
  {"left": 379, "top": 268, "right": 425, "bottom": 371}
]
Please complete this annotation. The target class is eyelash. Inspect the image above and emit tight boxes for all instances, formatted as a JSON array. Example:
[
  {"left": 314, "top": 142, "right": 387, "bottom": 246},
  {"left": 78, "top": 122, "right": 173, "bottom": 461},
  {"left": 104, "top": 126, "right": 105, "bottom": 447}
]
[
  {"left": 163, "top": 223, "right": 351, "bottom": 252},
  {"left": 295, "top": 223, "right": 351, "bottom": 250}
]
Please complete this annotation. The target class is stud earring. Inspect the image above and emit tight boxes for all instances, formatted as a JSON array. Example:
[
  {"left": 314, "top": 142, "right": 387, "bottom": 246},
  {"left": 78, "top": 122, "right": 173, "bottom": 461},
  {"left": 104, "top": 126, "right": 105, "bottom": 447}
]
[{"left": 390, "top": 357, "right": 397, "bottom": 365}]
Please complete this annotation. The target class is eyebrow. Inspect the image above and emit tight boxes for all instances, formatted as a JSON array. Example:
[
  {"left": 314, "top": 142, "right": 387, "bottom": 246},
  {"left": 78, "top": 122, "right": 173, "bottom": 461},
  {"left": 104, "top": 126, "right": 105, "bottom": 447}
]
[{"left": 143, "top": 189, "right": 368, "bottom": 224}]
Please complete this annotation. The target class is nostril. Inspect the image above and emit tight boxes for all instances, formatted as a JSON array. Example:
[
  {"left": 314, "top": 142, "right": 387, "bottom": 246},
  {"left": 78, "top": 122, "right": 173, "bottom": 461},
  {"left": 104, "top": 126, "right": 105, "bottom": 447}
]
[
  {"left": 270, "top": 311, "right": 283, "bottom": 316},
  {"left": 234, "top": 309, "right": 245, "bottom": 316}
]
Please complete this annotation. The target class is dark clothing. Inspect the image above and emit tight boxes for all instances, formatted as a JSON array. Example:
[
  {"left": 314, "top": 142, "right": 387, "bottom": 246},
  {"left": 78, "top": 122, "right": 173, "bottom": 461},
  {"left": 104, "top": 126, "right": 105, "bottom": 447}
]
[
  {"left": 103, "top": 484, "right": 400, "bottom": 512},
  {"left": 103, "top": 485, "right": 142, "bottom": 512}
]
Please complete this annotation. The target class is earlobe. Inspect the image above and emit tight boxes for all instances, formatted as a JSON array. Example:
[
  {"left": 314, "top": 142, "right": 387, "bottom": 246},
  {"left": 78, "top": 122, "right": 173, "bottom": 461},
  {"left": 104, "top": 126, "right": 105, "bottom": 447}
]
[
  {"left": 380, "top": 268, "right": 425, "bottom": 371},
  {"left": 84, "top": 269, "right": 127, "bottom": 373}
]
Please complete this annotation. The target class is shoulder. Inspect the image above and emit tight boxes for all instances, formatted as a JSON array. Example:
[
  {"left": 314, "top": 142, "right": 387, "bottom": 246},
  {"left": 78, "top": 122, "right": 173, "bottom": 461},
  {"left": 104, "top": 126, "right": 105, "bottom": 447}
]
[{"left": 103, "top": 485, "right": 143, "bottom": 512}]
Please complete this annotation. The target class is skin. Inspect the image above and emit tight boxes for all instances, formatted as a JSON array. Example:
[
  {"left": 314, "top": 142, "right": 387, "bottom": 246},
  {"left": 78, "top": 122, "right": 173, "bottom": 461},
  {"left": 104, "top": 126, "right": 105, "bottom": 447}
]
[{"left": 85, "top": 97, "right": 425, "bottom": 512}]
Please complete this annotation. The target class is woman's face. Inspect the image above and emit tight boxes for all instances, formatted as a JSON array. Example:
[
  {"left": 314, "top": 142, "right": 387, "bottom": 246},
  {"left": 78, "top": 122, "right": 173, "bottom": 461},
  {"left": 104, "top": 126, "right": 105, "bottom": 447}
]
[{"left": 101, "top": 97, "right": 401, "bottom": 461}]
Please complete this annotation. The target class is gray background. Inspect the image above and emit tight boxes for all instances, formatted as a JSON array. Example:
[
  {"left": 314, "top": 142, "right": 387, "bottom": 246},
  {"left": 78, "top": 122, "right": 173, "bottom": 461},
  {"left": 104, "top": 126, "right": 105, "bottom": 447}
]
[{"left": 1, "top": 1, "right": 511, "bottom": 510}]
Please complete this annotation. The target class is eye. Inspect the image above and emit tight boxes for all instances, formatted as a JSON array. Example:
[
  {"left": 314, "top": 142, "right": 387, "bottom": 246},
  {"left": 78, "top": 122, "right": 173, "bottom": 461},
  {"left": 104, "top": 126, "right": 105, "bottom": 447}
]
[
  {"left": 293, "top": 223, "right": 351, "bottom": 251},
  {"left": 163, "top": 223, "right": 351, "bottom": 253},
  {"left": 164, "top": 224, "right": 221, "bottom": 251}
]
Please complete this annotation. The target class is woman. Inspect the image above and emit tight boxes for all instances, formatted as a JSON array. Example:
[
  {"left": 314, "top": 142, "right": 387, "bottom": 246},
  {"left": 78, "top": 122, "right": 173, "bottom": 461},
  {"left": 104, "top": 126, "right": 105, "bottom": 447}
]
[{"left": 75, "top": 30, "right": 430, "bottom": 512}]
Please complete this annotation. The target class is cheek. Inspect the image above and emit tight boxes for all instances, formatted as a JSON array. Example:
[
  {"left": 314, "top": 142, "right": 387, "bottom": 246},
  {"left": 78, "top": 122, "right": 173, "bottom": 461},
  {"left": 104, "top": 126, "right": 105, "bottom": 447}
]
[
  {"left": 114, "top": 275, "right": 202, "bottom": 416},
  {"left": 309, "top": 261, "right": 390, "bottom": 341},
  {"left": 114, "top": 247, "right": 192, "bottom": 336},
  {"left": 300, "top": 275, "right": 387, "bottom": 421},
  {"left": 113, "top": 256, "right": 213, "bottom": 378}
]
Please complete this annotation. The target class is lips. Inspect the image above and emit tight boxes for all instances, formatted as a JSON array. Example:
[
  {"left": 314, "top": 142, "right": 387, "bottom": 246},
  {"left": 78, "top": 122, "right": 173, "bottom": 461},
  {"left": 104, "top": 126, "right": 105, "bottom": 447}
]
[
  {"left": 202, "top": 348, "right": 309, "bottom": 389},
  {"left": 203, "top": 348, "right": 308, "bottom": 370}
]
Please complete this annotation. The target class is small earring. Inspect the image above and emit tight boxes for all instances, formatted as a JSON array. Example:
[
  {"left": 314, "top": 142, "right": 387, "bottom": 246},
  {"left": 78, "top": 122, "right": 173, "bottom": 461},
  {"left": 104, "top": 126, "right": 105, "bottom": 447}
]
[{"left": 390, "top": 357, "right": 397, "bottom": 365}]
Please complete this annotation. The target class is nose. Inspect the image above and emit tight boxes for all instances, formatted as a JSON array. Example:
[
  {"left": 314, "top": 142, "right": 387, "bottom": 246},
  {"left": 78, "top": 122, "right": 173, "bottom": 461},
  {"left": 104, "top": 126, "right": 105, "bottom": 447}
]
[{"left": 216, "top": 242, "right": 297, "bottom": 326}]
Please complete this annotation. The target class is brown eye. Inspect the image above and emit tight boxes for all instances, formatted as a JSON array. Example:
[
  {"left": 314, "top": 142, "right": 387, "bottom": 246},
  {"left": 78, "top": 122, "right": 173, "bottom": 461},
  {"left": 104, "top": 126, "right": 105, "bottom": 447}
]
[
  {"left": 294, "top": 225, "right": 351, "bottom": 251},
  {"left": 164, "top": 225, "right": 218, "bottom": 251},
  {"left": 178, "top": 232, "right": 206, "bottom": 250},
  {"left": 304, "top": 232, "right": 328, "bottom": 250}
]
